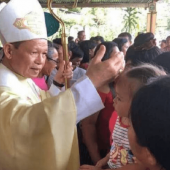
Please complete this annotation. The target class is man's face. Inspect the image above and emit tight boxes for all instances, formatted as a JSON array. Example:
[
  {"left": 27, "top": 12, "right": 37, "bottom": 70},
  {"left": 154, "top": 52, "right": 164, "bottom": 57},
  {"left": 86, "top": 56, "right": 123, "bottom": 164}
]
[
  {"left": 5, "top": 39, "right": 48, "bottom": 78},
  {"left": 78, "top": 32, "right": 86, "bottom": 42}
]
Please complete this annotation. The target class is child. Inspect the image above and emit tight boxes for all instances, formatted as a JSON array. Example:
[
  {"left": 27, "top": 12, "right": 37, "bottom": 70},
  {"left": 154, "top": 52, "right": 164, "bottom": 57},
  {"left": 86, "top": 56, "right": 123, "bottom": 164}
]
[
  {"left": 80, "top": 64, "right": 165, "bottom": 170},
  {"left": 69, "top": 44, "right": 86, "bottom": 85}
]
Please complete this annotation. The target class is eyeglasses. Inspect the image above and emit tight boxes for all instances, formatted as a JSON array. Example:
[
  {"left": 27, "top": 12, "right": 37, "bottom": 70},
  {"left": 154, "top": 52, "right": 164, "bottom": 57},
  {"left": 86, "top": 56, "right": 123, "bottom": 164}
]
[{"left": 47, "top": 57, "right": 59, "bottom": 65}]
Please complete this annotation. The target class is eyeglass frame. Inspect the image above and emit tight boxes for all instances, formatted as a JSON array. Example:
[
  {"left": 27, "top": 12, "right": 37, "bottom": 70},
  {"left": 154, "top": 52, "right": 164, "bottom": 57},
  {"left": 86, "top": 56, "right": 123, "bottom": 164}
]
[{"left": 47, "top": 57, "right": 59, "bottom": 65}]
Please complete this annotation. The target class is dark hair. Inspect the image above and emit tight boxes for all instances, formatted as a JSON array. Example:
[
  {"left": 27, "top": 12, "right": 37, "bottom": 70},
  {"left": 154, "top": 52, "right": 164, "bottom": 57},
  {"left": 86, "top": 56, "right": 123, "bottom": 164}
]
[
  {"left": 153, "top": 52, "right": 170, "bottom": 74},
  {"left": 94, "top": 41, "right": 117, "bottom": 61},
  {"left": 94, "top": 36, "right": 104, "bottom": 43},
  {"left": 90, "top": 37, "right": 95, "bottom": 41},
  {"left": 11, "top": 41, "right": 24, "bottom": 49},
  {"left": 53, "top": 38, "right": 62, "bottom": 45},
  {"left": 68, "top": 36, "right": 74, "bottom": 42},
  {"left": 79, "top": 40, "right": 97, "bottom": 63},
  {"left": 78, "top": 31, "right": 85, "bottom": 36},
  {"left": 68, "top": 41, "right": 78, "bottom": 51},
  {"left": 113, "top": 38, "right": 128, "bottom": 51},
  {"left": 161, "top": 40, "right": 166, "bottom": 44},
  {"left": 70, "top": 46, "right": 84, "bottom": 60},
  {"left": 130, "top": 75, "right": 170, "bottom": 170},
  {"left": 125, "top": 33, "right": 162, "bottom": 66},
  {"left": 118, "top": 32, "right": 132, "bottom": 42}
]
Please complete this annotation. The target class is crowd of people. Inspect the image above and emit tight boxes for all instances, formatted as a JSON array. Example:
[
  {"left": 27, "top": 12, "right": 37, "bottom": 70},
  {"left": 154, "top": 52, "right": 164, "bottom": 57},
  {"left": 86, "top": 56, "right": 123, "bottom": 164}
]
[{"left": 1, "top": 0, "right": 170, "bottom": 170}]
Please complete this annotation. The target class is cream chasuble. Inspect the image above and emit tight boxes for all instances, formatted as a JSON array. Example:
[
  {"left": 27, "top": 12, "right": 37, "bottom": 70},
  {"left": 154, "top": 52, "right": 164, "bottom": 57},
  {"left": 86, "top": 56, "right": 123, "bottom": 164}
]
[{"left": 0, "top": 63, "right": 79, "bottom": 170}]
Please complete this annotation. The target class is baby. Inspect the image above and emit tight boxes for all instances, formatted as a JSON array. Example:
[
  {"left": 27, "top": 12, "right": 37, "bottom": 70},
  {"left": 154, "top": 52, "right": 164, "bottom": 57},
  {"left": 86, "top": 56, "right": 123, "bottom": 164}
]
[{"left": 80, "top": 64, "right": 165, "bottom": 170}]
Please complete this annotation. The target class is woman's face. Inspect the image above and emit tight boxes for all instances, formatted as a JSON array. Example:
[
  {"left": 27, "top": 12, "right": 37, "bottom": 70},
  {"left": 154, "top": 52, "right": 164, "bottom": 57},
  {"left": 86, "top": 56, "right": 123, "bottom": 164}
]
[
  {"left": 42, "top": 49, "right": 58, "bottom": 76},
  {"left": 121, "top": 42, "right": 130, "bottom": 56}
]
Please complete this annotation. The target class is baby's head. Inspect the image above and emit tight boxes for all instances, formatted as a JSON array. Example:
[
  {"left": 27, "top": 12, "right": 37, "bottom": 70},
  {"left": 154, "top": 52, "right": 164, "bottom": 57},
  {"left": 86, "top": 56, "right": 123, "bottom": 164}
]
[{"left": 114, "top": 64, "right": 165, "bottom": 118}]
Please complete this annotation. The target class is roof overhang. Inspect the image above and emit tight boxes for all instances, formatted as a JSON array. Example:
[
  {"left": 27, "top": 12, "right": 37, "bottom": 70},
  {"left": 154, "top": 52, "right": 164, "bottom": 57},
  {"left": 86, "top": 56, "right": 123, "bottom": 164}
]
[{"left": 0, "top": 0, "right": 159, "bottom": 8}]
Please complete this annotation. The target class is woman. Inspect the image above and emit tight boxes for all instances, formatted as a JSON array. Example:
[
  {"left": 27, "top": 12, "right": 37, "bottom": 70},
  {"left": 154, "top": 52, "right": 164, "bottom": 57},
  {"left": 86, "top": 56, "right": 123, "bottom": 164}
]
[
  {"left": 113, "top": 37, "right": 129, "bottom": 56},
  {"left": 79, "top": 40, "right": 97, "bottom": 70},
  {"left": 80, "top": 42, "right": 118, "bottom": 165}
]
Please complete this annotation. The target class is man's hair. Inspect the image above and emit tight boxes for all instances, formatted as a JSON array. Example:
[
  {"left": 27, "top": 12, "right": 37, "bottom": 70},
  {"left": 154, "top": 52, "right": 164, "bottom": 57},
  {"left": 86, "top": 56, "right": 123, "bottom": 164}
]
[
  {"left": 11, "top": 41, "right": 24, "bottom": 49},
  {"left": 113, "top": 37, "right": 128, "bottom": 51},
  {"left": 130, "top": 75, "right": 170, "bottom": 170},
  {"left": 94, "top": 41, "right": 117, "bottom": 61},
  {"left": 78, "top": 30, "right": 85, "bottom": 36},
  {"left": 118, "top": 32, "right": 132, "bottom": 42}
]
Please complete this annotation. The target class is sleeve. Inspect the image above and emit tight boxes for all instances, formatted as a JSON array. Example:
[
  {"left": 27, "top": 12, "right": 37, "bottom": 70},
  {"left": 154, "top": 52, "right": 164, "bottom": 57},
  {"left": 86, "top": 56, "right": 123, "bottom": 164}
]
[
  {"left": 49, "top": 75, "right": 104, "bottom": 123},
  {"left": 0, "top": 87, "right": 78, "bottom": 170}
]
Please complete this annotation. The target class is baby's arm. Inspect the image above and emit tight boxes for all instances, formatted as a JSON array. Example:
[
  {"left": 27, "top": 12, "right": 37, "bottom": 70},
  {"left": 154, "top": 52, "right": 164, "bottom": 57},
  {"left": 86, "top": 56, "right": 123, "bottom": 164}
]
[{"left": 96, "top": 152, "right": 110, "bottom": 168}]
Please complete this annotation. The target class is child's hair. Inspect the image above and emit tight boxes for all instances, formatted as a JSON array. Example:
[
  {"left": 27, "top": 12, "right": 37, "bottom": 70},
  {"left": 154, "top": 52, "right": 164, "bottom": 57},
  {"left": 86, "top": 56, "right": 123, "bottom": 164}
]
[
  {"left": 125, "top": 64, "right": 165, "bottom": 85},
  {"left": 117, "top": 64, "right": 165, "bottom": 97},
  {"left": 94, "top": 41, "right": 118, "bottom": 61},
  {"left": 130, "top": 75, "right": 170, "bottom": 170}
]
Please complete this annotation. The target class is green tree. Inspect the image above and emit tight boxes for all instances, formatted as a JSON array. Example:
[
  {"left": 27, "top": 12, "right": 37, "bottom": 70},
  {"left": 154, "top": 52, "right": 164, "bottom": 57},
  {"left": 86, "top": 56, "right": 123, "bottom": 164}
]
[{"left": 122, "top": 7, "right": 141, "bottom": 34}]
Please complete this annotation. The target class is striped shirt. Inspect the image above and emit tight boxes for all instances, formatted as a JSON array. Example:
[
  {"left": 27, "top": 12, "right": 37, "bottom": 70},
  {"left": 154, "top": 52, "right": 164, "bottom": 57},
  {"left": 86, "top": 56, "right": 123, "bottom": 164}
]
[{"left": 108, "top": 116, "right": 133, "bottom": 169}]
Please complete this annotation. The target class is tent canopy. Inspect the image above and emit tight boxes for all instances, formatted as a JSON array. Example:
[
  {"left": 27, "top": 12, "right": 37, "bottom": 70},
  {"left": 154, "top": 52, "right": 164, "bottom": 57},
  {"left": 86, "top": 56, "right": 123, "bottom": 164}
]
[{"left": 0, "top": 0, "right": 158, "bottom": 8}]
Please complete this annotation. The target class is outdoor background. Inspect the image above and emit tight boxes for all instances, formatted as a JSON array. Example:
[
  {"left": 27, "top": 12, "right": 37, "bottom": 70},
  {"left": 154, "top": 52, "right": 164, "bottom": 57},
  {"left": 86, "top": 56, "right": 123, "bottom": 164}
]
[{"left": 0, "top": 0, "right": 170, "bottom": 46}]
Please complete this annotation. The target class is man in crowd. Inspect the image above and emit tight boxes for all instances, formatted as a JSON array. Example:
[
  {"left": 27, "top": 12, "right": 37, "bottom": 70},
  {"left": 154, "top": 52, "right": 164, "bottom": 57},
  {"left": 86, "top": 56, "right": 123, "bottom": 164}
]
[
  {"left": 75, "top": 30, "right": 86, "bottom": 44},
  {"left": 0, "top": 0, "right": 124, "bottom": 170},
  {"left": 118, "top": 32, "right": 132, "bottom": 46}
]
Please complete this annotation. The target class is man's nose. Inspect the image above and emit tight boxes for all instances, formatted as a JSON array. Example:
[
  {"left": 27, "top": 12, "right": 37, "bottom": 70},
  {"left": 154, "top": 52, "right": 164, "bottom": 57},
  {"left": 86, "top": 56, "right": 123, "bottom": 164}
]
[{"left": 35, "top": 54, "right": 45, "bottom": 64}]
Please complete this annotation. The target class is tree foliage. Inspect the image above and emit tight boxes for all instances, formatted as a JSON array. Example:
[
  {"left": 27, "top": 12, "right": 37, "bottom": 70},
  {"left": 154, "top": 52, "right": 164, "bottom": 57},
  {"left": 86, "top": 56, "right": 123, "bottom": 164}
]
[{"left": 122, "top": 7, "right": 141, "bottom": 34}]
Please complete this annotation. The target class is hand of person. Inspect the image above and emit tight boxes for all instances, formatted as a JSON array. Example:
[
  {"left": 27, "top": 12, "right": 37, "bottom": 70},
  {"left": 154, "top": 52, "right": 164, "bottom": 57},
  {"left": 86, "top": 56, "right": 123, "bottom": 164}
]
[
  {"left": 96, "top": 157, "right": 108, "bottom": 168},
  {"left": 53, "top": 60, "right": 73, "bottom": 84},
  {"left": 79, "top": 165, "right": 102, "bottom": 170},
  {"left": 86, "top": 45, "right": 125, "bottom": 88}
]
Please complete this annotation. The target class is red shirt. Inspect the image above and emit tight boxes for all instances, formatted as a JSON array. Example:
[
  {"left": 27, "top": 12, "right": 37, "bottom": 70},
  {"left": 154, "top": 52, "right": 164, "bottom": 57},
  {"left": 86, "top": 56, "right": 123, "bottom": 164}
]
[{"left": 96, "top": 91, "right": 117, "bottom": 152}]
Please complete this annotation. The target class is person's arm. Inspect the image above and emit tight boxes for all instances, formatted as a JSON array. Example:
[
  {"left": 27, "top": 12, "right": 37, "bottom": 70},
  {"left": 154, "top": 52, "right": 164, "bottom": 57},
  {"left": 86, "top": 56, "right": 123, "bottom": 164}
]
[
  {"left": 80, "top": 163, "right": 146, "bottom": 170},
  {"left": 96, "top": 152, "right": 110, "bottom": 168},
  {"left": 81, "top": 111, "right": 101, "bottom": 164}
]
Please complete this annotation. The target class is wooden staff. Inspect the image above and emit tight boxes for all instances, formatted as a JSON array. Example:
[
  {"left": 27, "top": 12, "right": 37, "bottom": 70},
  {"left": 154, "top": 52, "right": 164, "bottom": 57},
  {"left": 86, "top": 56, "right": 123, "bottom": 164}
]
[{"left": 47, "top": 0, "right": 70, "bottom": 89}]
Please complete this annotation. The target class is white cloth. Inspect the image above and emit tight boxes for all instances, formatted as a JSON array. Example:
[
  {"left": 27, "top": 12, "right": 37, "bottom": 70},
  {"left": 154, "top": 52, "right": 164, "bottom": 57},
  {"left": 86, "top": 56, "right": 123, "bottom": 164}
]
[
  {"left": 49, "top": 75, "right": 104, "bottom": 123},
  {"left": 0, "top": 0, "right": 47, "bottom": 45},
  {"left": 70, "top": 66, "right": 86, "bottom": 85},
  {"left": 0, "top": 63, "right": 104, "bottom": 123}
]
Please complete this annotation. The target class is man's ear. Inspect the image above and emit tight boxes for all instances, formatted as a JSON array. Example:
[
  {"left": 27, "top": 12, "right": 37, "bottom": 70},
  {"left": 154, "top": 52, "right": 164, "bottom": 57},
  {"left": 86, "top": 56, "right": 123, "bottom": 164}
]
[{"left": 3, "top": 44, "right": 14, "bottom": 59}]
